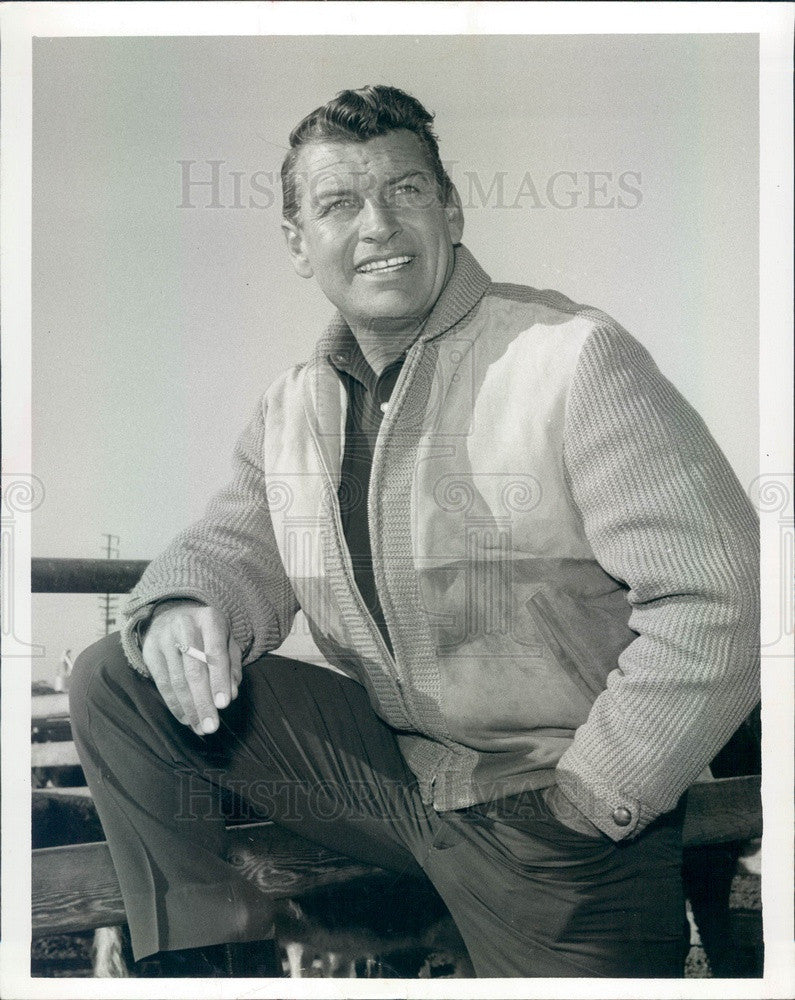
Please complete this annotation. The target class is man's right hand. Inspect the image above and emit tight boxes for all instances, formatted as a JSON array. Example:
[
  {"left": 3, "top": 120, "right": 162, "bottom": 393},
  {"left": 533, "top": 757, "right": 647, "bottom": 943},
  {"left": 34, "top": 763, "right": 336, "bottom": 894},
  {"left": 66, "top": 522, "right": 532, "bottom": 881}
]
[{"left": 141, "top": 600, "right": 243, "bottom": 736}]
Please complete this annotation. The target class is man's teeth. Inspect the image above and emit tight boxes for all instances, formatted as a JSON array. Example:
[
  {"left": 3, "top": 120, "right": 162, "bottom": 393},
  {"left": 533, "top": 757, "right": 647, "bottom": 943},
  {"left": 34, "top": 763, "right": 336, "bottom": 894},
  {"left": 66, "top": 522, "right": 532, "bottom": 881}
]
[{"left": 357, "top": 256, "right": 412, "bottom": 274}]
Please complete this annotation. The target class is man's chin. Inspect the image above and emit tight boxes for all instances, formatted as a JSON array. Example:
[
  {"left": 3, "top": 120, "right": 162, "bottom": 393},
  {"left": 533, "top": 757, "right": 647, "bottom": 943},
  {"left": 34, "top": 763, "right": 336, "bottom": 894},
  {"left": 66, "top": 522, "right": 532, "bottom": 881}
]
[{"left": 351, "top": 295, "right": 433, "bottom": 332}]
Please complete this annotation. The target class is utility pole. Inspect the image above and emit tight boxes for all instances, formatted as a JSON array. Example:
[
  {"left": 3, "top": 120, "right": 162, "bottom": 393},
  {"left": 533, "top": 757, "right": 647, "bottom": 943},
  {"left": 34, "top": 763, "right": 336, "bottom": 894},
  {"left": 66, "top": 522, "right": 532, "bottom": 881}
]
[{"left": 99, "top": 533, "right": 120, "bottom": 636}]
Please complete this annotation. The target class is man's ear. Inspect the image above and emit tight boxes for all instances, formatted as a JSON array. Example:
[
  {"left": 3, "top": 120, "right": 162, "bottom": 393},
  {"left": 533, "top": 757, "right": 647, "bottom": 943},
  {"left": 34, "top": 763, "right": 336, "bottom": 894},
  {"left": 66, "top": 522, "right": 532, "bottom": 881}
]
[
  {"left": 281, "top": 219, "right": 314, "bottom": 279},
  {"left": 444, "top": 184, "right": 465, "bottom": 245}
]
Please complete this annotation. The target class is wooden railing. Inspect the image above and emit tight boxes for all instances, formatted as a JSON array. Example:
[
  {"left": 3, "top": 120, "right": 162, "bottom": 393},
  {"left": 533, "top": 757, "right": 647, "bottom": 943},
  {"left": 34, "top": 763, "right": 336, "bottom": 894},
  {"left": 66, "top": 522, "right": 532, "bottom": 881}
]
[
  {"left": 33, "top": 820, "right": 378, "bottom": 936},
  {"left": 32, "top": 557, "right": 150, "bottom": 594},
  {"left": 31, "top": 557, "right": 150, "bottom": 772},
  {"left": 31, "top": 775, "right": 763, "bottom": 937}
]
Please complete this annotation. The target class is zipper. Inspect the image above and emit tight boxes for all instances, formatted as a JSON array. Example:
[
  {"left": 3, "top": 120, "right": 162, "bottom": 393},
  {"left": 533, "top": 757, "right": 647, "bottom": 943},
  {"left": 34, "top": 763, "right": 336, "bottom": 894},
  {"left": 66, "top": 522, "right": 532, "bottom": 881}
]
[
  {"left": 301, "top": 376, "right": 403, "bottom": 689},
  {"left": 326, "top": 483, "right": 403, "bottom": 687}
]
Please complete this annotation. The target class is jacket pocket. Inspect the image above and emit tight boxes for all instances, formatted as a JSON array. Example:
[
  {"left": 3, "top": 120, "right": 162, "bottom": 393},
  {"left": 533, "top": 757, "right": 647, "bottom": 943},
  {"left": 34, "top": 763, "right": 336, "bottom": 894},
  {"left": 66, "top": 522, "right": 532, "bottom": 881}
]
[{"left": 526, "top": 589, "right": 604, "bottom": 702}]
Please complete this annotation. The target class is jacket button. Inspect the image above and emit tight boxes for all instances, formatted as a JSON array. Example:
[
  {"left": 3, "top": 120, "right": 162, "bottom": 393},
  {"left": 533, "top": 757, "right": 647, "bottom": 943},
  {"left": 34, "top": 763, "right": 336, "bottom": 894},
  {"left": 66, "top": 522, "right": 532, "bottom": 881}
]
[{"left": 612, "top": 807, "right": 632, "bottom": 827}]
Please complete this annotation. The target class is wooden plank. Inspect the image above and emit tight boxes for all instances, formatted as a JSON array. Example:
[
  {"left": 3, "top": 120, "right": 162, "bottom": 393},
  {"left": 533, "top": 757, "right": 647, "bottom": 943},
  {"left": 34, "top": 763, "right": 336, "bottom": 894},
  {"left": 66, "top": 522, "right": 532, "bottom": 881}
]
[
  {"left": 33, "top": 841, "right": 128, "bottom": 934},
  {"left": 32, "top": 786, "right": 92, "bottom": 798},
  {"left": 682, "top": 775, "right": 762, "bottom": 846},
  {"left": 32, "top": 718, "right": 73, "bottom": 744},
  {"left": 32, "top": 557, "right": 149, "bottom": 594},
  {"left": 32, "top": 776, "right": 762, "bottom": 936},
  {"left": 32, "top": 824, "right": 379, "bottom": 936},
  {"left": 225, "top": 823, "right": 378, "bottom": 896},
  {"left": 31, "top": 741, "right": 82, "bottom": 767},
  {"left": 31, "top": 693, "right": 70, "bottom": 720},
  {"left": 33, "top": 791, "right": 104, "bottom": 848}
]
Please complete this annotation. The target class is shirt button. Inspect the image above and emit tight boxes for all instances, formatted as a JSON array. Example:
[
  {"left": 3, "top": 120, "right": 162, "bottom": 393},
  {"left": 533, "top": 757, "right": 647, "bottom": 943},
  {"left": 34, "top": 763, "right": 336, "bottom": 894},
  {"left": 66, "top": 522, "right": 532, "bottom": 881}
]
[
  {"left": 612, "top": 807, "right": 632, "bottom": 827},
  {"left": 380, "top": 401, "right": 389, "bottom": 413}
]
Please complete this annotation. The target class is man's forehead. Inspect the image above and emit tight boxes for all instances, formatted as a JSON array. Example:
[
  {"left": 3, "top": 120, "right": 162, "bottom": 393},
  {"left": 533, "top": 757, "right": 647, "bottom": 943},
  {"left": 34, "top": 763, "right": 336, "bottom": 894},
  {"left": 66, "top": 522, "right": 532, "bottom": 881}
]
[{"left": 296, "top": 131, "right": 434, "bottom": 194}]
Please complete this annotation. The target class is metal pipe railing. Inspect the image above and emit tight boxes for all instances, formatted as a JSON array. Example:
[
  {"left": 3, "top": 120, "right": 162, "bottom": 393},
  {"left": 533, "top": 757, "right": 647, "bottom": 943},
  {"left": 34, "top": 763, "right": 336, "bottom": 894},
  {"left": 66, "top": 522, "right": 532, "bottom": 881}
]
[{"left": 31, "top": 558, "right": 149, "bottom": 594}]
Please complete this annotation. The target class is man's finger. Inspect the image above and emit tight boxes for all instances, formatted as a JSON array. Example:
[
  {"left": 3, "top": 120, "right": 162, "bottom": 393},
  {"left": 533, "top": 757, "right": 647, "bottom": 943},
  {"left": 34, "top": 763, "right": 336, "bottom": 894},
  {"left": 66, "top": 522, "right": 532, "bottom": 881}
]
[
  {"left": 193, "top": 609, "right": 235, "bottom": 710},
  {"left": 147, "top": 644, "right": 193, "bottom": 727},
  {"left": 201, "top": 635, "right": 233, "bottom": 711},
  {"left": 164, "top": 642, "right": 204, "bottom": 728},
  {"left": 228, "top": 634, "right": 242, "bottom": 699},
  {"left": 174, "top": 641, "right": 219, "bottom": 734}
]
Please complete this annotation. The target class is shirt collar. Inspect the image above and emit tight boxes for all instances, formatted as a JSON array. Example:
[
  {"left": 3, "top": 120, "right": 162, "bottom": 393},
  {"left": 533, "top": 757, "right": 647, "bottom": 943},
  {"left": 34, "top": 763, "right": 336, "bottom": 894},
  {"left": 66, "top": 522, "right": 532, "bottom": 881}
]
[
  {"left": 324, "top": 326, "right": 374, "bottom": 389},
  {"left": 313, "top": 244, "right": 492, "bottom": 371}
]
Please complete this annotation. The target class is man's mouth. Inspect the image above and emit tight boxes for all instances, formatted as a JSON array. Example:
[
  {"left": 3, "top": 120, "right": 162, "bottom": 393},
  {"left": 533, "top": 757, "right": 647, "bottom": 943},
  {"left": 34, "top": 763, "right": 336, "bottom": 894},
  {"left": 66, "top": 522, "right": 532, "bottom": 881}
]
[{"left": 355, "top": 255, "right": 414, "bottom": 275}]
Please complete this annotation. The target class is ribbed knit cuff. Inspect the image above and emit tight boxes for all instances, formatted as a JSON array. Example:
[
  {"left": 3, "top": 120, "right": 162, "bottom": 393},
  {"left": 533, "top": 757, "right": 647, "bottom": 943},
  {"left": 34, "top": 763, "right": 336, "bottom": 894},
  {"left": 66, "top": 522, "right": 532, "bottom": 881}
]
[
  {"left": 119, "top": 597, "right": 211, "bottom": 679},
  {"left": 119, "top": 587, "right": 241, "bottom": 679},
  {"left": 542, "top": 783, "right": 607, "bottom": 840},
  {"left": 554, "top": 765, "right": 644, "bottom": 842},
  {"left": 123, "top": 568, "right": 257, "bottom": 658},
  {"left": 120, "top": 605, "right": 157, "bottom": 678}
]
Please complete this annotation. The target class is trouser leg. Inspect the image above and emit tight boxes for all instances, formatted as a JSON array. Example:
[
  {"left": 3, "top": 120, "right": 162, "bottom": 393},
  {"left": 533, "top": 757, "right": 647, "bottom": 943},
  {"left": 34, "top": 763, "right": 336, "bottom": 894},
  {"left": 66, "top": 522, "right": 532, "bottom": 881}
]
[
  {"left": 70, "top": 634, "right": 431, "bottom": 962},
  {"left": 421, "top": 789, "right": 687, "bottom": 977},
  {"left": 71, "top": 634, "right": 688, "bottom": 976}
]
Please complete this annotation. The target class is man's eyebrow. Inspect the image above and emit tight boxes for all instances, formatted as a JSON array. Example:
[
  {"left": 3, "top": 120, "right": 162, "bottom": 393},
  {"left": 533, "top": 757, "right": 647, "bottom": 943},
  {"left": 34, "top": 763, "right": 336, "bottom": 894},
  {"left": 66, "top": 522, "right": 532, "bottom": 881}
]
[
  {"left": 386, "top": 170, "right": 431, "bottom": 186},
  {"left": 311, "top": 169, "right": 431, "bottom": 203},
  {"left": 314, "top": 184, "right": 357, "bottom": 200}
]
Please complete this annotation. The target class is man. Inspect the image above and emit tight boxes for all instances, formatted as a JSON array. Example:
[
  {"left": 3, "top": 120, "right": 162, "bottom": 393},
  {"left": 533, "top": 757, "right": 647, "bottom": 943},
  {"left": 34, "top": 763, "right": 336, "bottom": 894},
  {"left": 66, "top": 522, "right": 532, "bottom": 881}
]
[{"left": 71, "top": 85, "right": 759, "bottom": 978}]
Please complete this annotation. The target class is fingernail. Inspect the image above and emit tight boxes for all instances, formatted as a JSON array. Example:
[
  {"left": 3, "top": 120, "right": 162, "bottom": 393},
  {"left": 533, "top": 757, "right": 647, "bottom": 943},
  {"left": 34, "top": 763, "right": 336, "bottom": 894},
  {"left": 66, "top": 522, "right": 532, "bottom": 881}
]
[
  {"left": 214, "top": 692, "right": 229, "bottom": 710},
  {"left": 202, "top": 716, "right": 217, "bottom": 734}
]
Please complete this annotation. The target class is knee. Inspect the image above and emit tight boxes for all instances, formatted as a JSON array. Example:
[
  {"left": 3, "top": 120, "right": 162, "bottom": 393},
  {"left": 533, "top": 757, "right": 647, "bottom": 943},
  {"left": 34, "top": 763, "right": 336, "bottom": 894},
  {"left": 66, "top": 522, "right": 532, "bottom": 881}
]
[{"left": 69, "top": 633, "right": 132, "bottom": 734}]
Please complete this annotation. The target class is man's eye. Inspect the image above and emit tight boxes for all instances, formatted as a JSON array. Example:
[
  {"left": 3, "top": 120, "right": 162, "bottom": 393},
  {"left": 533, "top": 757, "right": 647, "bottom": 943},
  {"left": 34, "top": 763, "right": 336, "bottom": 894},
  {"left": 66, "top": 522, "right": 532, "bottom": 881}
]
[
  {"left": 391, "top": 183, "right": 432, "bottom": 208},
  {"left": 323, "top": 198, "right": 356, "bottom": 214}
]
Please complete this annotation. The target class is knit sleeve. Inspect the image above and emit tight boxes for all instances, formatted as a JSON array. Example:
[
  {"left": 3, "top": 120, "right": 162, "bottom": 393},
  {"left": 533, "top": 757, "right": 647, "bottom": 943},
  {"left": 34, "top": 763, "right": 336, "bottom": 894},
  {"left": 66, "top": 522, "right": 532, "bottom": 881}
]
[
  {"left": 119, "top": 396, "right": 299, "bottom": 677},
  {"left": 556, "top": 321, "right": 759, "bottom": 841}
]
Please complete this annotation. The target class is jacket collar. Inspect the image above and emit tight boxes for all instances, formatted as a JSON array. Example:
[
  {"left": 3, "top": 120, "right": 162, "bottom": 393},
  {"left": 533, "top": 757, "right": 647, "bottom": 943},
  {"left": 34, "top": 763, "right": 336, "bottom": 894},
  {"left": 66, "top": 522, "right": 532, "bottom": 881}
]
[
  {"left": 311, "top": 244, "right": 492, "bottom": 366},
  {"left": 417, "top": 243, "right": 492, "bottom": 344}
]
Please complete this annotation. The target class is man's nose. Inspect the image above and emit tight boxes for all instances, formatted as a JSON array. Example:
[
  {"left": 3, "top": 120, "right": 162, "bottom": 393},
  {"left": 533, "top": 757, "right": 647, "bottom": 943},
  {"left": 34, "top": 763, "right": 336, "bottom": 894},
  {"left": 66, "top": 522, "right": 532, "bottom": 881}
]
[{"left": 358, "top": 198, "right": 401, "bottom": 242}]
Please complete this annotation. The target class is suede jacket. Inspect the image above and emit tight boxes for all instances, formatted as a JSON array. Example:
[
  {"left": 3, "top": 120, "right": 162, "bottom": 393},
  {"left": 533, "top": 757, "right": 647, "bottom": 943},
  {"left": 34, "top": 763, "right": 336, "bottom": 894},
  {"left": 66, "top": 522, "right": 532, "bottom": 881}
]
[{"left": 122, "top": 246, "right": 760, "bottom": 842}]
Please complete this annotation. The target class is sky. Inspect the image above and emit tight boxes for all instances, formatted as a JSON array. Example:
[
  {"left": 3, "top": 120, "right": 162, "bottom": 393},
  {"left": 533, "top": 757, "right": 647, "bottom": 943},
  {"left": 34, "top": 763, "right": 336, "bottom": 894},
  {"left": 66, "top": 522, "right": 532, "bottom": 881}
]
[{"left": 30, "top": 33, "right": 759, "bottom": 682}]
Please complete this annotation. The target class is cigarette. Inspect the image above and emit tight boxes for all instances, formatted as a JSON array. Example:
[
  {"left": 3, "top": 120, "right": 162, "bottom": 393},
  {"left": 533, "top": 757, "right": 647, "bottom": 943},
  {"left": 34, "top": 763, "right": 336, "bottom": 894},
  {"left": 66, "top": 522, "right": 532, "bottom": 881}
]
[{"left": 176, "top": 643, "right": 208, "bottom": 663}]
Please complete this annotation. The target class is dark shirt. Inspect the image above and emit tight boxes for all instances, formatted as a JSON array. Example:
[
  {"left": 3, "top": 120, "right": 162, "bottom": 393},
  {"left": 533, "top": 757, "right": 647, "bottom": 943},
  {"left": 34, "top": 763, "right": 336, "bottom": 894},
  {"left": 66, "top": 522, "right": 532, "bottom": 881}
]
[{"left": 327, "top": 343, "right": 406, "bottom": 657}]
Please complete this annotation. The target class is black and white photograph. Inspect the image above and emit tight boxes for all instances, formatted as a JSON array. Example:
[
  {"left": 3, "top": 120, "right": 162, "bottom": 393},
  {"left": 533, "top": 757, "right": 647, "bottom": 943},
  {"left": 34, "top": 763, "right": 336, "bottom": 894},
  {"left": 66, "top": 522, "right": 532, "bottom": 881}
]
[{"left": 1, "top": 3, "right": 792, "bottom": 996}]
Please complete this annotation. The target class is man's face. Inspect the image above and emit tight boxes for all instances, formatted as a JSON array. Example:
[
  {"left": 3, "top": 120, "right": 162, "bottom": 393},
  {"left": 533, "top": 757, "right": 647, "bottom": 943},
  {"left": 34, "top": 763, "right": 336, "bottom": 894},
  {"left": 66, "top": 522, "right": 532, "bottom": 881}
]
[{"left": 282, "top": 130, "right": 464, "bottom": 336}]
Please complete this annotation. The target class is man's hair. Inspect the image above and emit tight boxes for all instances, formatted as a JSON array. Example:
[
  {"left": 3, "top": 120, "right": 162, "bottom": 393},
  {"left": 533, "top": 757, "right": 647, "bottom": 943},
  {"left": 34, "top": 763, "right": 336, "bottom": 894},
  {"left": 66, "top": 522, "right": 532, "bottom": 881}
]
[{"left": 281, "top": 85, "right": 453, "bottom": 223}]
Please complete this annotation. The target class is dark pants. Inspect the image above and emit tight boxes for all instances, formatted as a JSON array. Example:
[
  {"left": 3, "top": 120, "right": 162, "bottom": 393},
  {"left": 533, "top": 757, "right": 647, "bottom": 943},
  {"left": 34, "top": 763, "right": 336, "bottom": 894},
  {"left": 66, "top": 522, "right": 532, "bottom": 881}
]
[{"left": 70, "top": 634, "right": 687, "bottom": 977}]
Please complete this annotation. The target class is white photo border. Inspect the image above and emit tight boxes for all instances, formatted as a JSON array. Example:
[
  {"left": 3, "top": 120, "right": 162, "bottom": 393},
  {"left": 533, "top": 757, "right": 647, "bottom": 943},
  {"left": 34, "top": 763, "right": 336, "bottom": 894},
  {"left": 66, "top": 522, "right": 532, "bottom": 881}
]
[{"left": 2, "top": 3, "right": 792, "bottom": 998}]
